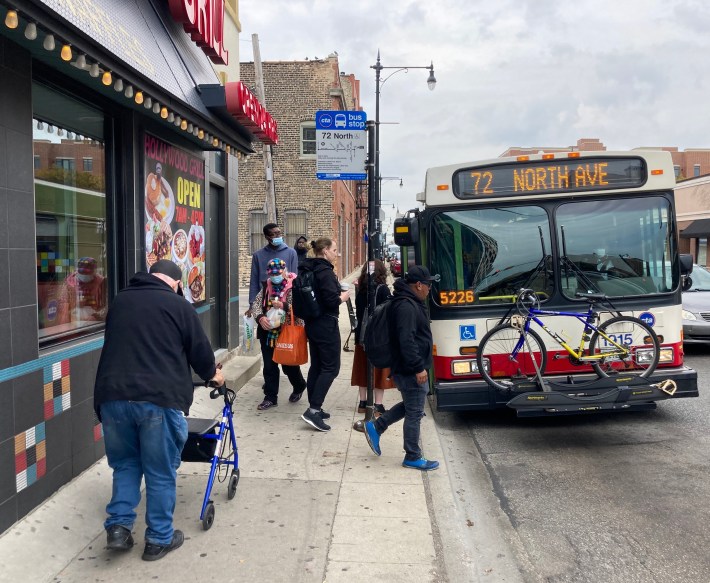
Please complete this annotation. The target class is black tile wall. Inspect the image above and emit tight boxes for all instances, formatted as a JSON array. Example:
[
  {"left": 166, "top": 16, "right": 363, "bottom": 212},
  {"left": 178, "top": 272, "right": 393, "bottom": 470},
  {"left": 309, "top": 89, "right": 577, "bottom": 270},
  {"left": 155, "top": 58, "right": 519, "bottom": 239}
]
[
  {"left": 45, "top": 412, "right": 71, "bottom": 472},
  {"left": 5, "top": 128, "right": 33, "bottom": 193},
  {"left": 0, "top": 70, "right": 32, "bottom": 137},
  {"left": 7, "top": 191, "right": 35, "bottom": 253},
  {"left": 2, "top": 38, "right": 29, "bottom": 79},
  {"left": 0, "top": 310, "right": 10, "bottom": 373},
  {"left": 0, "top": 379, "right": 13, "bottom": 443},
  {"left": 8, "top": 249, "right": 36, "bottom": 308},
  {"left": 0, "top": 497, "right": 17, "bottom": 534},
  {"left": 10, "top": 305, "right": 38, "bottom": 365},
  {"left": 0, "top": 437, "right": 15, "bottom": 504},
  {"left": 12, "top": 370, "right": 43, "bottom": 433},
  {"left": 70, "top": 399, "right": 95, "bottom": 452},
  {"left": 72, "top": 445, "right": 96, "bottom": 479},
  {"left": 68, "top": 351, "right": 96, "bottom": 405},
  {"left": 0, "top": 249, "right": 9, "bottom": 309},
  {"left": 0, "top": 170, "right": 7, "bottom": 241},
  {"left": 17, "top": 478, "right": 51, "bottom": 522}
]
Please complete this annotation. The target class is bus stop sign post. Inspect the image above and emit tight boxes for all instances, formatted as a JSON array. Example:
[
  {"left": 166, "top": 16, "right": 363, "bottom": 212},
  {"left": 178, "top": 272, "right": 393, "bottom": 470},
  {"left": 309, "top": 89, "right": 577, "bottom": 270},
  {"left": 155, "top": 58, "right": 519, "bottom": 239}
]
[{"left": 364, "top": 119, "right": 377, "bottom": 424}]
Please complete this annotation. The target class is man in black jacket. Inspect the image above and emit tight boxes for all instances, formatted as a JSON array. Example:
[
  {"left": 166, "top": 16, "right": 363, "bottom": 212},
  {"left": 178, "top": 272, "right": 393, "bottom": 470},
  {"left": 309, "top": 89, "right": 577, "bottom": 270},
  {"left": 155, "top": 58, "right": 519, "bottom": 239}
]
[
  {"left": 94, "top": 260, "right": 224, "bottom": 561},
  {"left": 364, "top": 266, "right": 440, "bottom": 471}
]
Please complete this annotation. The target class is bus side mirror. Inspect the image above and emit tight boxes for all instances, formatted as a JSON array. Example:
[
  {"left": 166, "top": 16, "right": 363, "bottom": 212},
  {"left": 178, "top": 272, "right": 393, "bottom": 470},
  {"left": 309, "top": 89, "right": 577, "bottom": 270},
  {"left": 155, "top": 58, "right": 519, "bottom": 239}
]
[
  {"left": 682, "top": 276, "right": 693, "bottom": 292},
  {"left": 394, "top": 217, "right": 418, "bottom": 246},
  {"left": 680, "top": 253, "right": 693, "bottom": 276}
]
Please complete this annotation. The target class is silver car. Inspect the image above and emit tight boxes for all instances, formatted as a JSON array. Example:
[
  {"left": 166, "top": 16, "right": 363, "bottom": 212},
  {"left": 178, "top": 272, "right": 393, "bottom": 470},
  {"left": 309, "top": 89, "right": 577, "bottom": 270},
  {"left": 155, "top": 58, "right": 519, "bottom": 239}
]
[{"left": 682, "top": 264, "right": 710, "bottom": 344}]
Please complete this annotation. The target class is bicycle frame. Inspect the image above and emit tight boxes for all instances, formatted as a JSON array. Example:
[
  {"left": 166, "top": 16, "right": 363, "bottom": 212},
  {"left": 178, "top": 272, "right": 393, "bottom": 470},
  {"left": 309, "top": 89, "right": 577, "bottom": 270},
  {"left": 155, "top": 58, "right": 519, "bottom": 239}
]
[{"left": 513, "top": 304, "right": 629, "bottom": 363}]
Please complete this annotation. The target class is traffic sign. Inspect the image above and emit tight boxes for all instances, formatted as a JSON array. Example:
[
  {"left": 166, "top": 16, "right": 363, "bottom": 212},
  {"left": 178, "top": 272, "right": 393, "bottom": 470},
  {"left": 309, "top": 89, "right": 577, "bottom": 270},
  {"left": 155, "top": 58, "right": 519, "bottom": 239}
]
[{"left": 316, "top": 110, "right": 367, "bottom": 180}]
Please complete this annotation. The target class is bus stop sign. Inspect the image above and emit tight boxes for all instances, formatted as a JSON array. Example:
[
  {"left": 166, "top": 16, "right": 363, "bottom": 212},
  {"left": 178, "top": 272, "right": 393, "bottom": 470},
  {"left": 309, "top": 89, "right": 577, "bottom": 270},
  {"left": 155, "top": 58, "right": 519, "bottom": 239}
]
[{"left": 316, "top": 110, "right": 367, "bottom": 180}]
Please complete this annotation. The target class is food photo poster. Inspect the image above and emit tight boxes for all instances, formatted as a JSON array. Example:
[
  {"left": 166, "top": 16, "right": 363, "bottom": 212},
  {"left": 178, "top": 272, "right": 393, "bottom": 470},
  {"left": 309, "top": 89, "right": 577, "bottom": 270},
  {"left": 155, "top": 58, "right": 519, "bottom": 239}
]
[{"left": 144, "top": 133, "right": 206, "bottom": 303}]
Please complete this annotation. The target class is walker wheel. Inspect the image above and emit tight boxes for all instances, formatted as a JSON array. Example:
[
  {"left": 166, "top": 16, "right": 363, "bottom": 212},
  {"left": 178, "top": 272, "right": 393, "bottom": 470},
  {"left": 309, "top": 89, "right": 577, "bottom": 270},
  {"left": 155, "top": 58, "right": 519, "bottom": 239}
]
[
  {"left": 202, "top": 501, "right": 215, "bottom": 530},
  {"left": 227, "top": 469, "right": 240, "bottom": 500}
]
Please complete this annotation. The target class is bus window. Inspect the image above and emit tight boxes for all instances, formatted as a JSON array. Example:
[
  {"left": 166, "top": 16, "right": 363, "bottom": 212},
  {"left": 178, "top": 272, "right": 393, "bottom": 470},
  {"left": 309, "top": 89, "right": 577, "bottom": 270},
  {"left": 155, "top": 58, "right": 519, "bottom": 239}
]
[
  {"left": 556, "top": 196, "right": 676, "bottom": 298},
  {"left": 430, "top": 206, "right": 553, "bottom": 305}
]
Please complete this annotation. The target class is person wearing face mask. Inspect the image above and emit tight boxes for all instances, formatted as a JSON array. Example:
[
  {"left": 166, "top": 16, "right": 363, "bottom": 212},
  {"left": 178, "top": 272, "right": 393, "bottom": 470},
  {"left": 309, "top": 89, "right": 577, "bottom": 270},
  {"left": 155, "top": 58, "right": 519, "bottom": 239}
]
[
  {"left": 247, "top": 223, "right": 299, "bottom": 309},
  {"left": 299, "top": 238, "right": 350, "bottom": 432},
  {"left": 57, "top": 256, "right": 108, "bottom": 324},
  {"left": 250, "top": 258, "right": 307, "bottom": 410}
]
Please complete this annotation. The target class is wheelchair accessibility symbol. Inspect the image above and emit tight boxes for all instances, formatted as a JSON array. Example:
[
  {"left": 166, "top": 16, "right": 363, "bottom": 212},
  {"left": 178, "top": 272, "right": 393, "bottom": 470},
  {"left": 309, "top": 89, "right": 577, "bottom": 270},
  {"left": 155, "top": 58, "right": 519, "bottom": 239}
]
[{"left": 459, "top": 325, "right": 476, "bottom": 341}]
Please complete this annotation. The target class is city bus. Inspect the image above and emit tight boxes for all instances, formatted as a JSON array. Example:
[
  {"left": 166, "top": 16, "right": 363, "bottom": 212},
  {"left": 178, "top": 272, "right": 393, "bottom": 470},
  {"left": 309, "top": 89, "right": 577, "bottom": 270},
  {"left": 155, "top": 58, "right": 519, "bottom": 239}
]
[{"left": 394, "top": 150, "right": 698, "bottom": 416}]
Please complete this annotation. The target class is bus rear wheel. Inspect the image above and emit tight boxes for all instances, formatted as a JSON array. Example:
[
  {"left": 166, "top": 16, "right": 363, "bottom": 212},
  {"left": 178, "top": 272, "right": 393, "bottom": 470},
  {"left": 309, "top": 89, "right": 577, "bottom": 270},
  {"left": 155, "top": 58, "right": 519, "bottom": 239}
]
[{"left": 477, "top": 324, "right": 547, "bottom": 391}]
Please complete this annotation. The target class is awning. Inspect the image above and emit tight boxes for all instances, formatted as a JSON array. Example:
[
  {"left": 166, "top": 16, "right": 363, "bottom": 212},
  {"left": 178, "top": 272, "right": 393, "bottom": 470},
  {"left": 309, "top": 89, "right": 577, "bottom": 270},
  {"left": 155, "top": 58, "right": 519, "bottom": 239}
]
[{"left": 680, "top": 218, "right": 710, "bottom": 238}]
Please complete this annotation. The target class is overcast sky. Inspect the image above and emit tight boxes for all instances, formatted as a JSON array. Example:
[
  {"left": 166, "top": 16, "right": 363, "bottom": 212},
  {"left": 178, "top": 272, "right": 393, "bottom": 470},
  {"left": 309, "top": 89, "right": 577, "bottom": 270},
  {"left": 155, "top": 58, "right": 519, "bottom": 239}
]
[{"left": 239, "top": 0, "right": 710, "bottom": 224}]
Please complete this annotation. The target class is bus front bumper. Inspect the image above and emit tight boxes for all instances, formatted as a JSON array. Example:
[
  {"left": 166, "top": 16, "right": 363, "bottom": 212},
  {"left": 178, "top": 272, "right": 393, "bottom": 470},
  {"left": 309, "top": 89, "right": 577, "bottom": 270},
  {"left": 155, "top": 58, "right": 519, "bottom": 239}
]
[{"left": 432, "top": 366, "right": 698, "bottom": 413}]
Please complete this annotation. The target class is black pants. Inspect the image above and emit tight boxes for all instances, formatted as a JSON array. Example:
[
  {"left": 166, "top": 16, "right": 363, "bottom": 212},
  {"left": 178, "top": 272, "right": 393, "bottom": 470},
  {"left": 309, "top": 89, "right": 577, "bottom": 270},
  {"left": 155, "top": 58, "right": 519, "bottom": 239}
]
[
  {"left": 305, "top": 316, "right": 341, "bottom": 409},
  {"left": 260, "top": 335, "right": 306, "bottom": 403}
]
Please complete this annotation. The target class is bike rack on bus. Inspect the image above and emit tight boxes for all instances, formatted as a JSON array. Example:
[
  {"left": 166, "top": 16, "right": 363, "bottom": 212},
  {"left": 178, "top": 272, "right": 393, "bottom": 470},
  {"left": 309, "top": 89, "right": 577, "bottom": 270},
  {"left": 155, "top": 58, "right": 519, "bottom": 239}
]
[{"left": 506, "top": 375, "right": 677, "bottom": 417}]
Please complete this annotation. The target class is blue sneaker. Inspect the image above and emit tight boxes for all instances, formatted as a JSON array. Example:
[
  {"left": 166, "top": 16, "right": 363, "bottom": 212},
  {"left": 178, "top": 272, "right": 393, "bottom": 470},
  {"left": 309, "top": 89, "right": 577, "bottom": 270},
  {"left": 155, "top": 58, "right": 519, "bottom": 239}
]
[
  {"left": 402, "top": 457, "right": 439, "bottom": 471},
  {"left": 364, "top": 421, "right": 381, "bottom": 456}
]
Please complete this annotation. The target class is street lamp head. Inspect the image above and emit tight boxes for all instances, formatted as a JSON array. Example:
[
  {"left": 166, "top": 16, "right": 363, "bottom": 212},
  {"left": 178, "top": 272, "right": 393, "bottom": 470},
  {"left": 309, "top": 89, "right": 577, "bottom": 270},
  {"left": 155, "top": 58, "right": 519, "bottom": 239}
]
[
  {"left": 399, "top": 178, "right": 403, "bottom": 188},
  {"left": 427, "top": 62, "right": 436, "bottom": 91}
]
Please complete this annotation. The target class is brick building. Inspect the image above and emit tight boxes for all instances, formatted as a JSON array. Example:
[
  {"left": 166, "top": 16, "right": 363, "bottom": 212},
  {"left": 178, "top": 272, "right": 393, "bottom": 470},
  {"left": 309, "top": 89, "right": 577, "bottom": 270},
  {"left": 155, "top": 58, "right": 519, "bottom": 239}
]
[{"left": 238, "top": 55, "right": 366, "bottom": 283}]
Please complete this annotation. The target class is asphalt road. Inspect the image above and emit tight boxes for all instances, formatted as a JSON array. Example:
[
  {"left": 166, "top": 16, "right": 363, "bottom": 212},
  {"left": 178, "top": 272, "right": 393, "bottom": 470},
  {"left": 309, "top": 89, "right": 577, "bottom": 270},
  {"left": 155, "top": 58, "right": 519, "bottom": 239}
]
[{"left": 433, "top": 347, "right": 710, "bottom": 583}]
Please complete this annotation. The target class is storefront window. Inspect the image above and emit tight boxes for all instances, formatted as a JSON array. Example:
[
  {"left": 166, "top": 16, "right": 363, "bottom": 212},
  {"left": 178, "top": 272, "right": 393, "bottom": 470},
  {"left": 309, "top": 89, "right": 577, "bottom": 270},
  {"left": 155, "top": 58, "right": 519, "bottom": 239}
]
[{"left": 33, "top": 82, "right": 108, "bottom": 343}]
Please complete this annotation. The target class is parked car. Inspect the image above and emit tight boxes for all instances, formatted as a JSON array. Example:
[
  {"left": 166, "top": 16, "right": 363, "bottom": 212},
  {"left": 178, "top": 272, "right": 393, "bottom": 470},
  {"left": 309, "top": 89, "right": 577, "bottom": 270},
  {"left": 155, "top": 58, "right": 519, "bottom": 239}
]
[{"left": 682, "top": 264, "right": 710, "bottom": 344}]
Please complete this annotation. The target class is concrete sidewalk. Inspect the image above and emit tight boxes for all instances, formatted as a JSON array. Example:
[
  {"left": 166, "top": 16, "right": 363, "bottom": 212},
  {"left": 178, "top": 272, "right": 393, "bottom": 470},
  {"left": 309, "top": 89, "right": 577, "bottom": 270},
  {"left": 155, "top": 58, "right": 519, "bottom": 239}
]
[{"left": 0, "top": 300, "right": 482, "bottom": 583}]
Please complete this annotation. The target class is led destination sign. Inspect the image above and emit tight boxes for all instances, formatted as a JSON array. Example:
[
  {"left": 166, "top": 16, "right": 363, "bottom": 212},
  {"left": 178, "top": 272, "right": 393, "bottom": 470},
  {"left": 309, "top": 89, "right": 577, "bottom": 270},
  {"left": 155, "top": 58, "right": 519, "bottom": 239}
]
[{"left": 454, "top": 157, "right": 646, "bottom": 198}]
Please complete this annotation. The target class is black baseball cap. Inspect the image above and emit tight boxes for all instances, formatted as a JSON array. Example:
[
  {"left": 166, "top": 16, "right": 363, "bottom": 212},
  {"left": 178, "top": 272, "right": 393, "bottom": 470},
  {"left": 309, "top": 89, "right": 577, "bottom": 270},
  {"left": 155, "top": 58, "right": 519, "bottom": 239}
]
[
  {"left": 405, "top": 265, "right": 440, "bottom": 284},
  {"left": 150, "top": 260, "right": 184, "bottom": 296}
]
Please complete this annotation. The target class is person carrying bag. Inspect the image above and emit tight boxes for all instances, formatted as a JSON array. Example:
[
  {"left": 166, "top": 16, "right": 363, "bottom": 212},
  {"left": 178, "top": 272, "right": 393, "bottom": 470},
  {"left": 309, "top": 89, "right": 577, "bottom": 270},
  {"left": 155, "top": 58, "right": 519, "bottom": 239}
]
[
  {"left": 250, "top": 258, "right": 307, "bottom": 410},
  {"left": 273, "top": 309, "right": 308, "bottom": 366}
]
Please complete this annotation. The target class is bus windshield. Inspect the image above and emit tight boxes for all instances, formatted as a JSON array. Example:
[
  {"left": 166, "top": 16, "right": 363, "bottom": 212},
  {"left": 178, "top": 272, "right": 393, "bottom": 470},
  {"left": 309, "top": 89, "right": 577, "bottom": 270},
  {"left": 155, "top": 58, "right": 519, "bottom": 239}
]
[{"left": 429, "top": 195, "right": 676, "bottom": 306}]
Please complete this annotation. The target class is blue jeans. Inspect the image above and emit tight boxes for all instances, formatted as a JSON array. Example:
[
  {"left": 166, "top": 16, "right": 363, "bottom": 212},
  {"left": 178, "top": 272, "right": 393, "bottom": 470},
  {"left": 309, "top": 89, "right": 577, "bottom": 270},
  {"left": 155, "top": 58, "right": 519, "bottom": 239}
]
[
  {"left": 101, "top": 400, "right": 188, "bottom": 545},
  {"left": 373, "top": 374, "right": 428, "bottom": 461}
]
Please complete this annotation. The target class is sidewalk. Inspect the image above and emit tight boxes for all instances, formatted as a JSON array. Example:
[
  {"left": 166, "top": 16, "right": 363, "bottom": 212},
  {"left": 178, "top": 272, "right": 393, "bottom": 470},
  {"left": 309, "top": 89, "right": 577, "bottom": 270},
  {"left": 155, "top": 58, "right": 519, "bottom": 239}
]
[{"left": 0, "top": 298, "right": 470, "bottom": 583}]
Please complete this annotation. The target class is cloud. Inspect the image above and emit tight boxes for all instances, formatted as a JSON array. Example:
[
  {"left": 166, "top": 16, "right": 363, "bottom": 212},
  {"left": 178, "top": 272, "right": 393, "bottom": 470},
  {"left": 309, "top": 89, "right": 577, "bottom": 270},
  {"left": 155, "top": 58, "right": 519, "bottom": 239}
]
[{"left": 239, "top": 0, "right": 710, "bottom": 213}]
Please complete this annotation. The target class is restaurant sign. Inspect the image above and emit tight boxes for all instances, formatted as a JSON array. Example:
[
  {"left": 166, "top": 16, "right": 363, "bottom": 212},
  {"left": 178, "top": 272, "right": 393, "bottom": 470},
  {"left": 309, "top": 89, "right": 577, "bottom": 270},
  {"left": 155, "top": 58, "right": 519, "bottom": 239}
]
[
  {"left": 168, "top": 0, "right": 229, "bottom": 65},
  {"left": 144, "top": 134, "right": 207, "bottom": 304},
  {"left": 225, "top": 81, "right": 279, "bottom": 145}
]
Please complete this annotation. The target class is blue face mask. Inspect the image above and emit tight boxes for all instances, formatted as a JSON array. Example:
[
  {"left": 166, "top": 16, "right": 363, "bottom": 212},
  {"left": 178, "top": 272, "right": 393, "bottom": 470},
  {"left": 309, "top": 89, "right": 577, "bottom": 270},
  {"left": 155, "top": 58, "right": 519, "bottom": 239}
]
[
  {"left": 271, "top": 237, "right": 284, "bottom": 246},
  {"left": 270, "top": 275, "right": 284, "bottom": 285}
]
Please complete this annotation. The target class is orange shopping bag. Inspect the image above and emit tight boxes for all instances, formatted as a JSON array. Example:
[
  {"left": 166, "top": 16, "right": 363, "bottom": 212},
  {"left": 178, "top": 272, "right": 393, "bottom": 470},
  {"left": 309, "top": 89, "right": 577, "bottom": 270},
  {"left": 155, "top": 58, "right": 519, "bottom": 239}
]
[{"left": 272, "top": 310, "right": 308, "bottom": 366}]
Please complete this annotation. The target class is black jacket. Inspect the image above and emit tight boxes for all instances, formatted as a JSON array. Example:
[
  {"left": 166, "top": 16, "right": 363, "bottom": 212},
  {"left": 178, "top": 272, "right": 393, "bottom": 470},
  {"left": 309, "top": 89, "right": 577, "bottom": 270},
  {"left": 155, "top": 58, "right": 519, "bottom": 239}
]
[
  {"left": 354, "top": 281, "right": 391, "bottom": 340},
  {"left": 94, "top": 272, "right": 217, "bottom": 417},
  {"left": 301, "top": 257, "right": 342, "bottom": 317},
  {"left": 389, "top": 278, "right": 433, "bottom": 376}
]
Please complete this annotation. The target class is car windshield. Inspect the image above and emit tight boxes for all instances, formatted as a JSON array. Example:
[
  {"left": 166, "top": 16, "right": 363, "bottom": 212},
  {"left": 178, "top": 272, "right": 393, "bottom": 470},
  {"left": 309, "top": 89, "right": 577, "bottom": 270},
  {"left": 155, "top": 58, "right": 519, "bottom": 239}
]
[{"left": 689, "top": 265, "right": 710, "bottom": 291}]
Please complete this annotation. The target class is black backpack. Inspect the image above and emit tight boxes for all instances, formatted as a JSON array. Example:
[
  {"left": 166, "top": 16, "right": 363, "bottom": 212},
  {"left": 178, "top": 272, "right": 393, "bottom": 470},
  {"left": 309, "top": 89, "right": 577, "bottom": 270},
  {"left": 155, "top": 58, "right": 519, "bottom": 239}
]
[
  {"left": 357, "top": 283, "right": 384, "bottom": 346},
  {"left": 292, "top": 266, "right": 321, "bottom": 320},
  {"left": 363, "top": 298, "right": 397, "bottom": 368}
]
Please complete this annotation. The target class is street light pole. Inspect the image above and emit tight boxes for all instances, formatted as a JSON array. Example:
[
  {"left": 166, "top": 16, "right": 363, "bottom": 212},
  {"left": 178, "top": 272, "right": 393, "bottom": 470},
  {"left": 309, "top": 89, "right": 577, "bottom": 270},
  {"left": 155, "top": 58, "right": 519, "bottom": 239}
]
[{"left": 362, "top": 50, "right": 436, "bottom": 422}]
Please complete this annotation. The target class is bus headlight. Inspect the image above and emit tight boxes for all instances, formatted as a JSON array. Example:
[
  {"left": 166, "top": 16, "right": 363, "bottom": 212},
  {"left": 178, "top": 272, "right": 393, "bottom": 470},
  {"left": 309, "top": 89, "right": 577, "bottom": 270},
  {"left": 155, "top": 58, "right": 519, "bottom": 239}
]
[
  {"left": 636, "top": 347, "right": 674, "bottom": 364},
  {"left": 452, "top": 359, "right": 488, "bottom": 375}
]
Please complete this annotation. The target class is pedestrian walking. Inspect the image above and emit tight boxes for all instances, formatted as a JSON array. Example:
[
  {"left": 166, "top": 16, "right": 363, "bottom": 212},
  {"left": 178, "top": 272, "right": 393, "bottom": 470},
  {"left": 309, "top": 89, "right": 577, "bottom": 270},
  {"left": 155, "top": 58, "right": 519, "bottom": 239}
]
[
  {"left": 94, "top": 259, "right": 225, "bottom": 561},
  {"left": 250, "top": 258, "right": 307, "bottom": 409},
  {"left": 247, "top": 223, "right": 298, "bottom": 305},
  {"left": 300, "top": 238, "right": 349, "bottom": 431},
  {"left": 351, "top": 260, "right": 395, "bottom": 416},
  {"left": 363, "top": 265, "right": 440, "bottom": 471}
]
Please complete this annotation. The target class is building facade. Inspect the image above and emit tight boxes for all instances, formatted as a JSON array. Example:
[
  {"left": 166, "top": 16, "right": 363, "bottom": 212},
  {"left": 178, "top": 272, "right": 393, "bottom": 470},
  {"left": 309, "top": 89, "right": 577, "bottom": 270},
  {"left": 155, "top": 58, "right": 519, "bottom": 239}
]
[
  {"left": 0, "top": 0, "right": 273, "bottom": 534},
  {"left": 675, "top": 175, "right": 710, "bottom": 266},
  {"left": 238, "top": 56, "right": 366, "bottom": 282}
]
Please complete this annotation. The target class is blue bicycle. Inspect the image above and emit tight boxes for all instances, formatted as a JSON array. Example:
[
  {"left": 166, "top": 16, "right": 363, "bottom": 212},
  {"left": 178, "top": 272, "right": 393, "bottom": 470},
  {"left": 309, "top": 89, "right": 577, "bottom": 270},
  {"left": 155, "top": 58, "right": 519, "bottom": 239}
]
[{"left": 477, "top": 288, "right": 661, "bottom": 391}]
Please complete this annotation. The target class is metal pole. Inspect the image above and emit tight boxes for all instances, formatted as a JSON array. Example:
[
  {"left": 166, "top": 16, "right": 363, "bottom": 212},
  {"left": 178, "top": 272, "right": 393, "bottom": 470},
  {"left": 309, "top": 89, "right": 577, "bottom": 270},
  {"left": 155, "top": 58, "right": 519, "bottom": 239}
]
[
  {"left": 373, "top": 50, "right": 382, "bottom": 260},
  {"left": 365, "top": 118, "right": 376, "bottom": 422}
]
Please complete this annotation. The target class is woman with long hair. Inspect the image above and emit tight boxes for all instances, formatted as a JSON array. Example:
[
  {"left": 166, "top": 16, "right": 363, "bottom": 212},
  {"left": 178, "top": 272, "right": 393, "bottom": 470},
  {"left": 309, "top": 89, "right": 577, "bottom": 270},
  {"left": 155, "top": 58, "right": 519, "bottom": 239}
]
[
  {"left": 351, "top": 260, "right": 395, "bottom": 416},
  {"left": 299, "top": 238, "right": 350, "bottom": 431}
]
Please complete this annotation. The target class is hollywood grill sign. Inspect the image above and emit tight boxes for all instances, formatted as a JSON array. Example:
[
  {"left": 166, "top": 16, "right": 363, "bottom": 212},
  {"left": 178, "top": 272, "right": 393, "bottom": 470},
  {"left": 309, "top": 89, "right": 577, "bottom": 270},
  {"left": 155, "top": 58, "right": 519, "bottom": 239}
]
[{"left": 168, "top": 0, "right": 229, "bottom": 65}]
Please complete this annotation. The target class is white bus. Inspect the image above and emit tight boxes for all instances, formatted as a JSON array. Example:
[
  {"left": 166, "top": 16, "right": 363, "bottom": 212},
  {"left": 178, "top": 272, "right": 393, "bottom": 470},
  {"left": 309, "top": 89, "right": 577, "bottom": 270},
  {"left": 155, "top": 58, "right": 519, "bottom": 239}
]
[{"left": 394, "top": 150, "right": 698, "bottom": 416}]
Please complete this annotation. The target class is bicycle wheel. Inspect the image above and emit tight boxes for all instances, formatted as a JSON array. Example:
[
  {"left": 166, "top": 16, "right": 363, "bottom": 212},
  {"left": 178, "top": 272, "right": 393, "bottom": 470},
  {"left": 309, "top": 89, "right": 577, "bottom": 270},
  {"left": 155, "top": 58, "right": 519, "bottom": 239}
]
[
  {"left": 477, "top": 323, "right": 547, "bottom": 390},
  {"left": 588, "top": 316, "right": 660, "bottom": 378}
]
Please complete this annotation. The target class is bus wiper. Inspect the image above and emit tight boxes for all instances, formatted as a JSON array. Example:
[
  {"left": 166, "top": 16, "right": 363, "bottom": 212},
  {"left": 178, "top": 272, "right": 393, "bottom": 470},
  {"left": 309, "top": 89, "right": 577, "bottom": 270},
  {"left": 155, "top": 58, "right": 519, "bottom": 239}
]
[{"left": 559, "top": 225, "right": 601, "bottom": 293}]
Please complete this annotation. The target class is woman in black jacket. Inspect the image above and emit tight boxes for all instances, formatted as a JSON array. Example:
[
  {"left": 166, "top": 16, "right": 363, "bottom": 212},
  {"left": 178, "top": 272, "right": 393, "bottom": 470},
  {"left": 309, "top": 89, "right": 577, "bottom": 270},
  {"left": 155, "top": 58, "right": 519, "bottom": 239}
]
[
  {"left": 351, "top": 260, "right": 395, "bottom": 416},
  {"left": 299, "top": 238, "right": 349, "bottom": 431}
]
